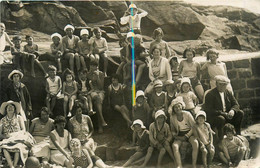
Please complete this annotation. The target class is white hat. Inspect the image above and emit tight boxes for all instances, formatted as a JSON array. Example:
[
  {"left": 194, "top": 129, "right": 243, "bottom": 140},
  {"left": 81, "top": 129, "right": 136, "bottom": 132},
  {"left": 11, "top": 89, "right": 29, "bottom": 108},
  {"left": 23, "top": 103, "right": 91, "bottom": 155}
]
[
  {"left": 64, "top": 24, "right": 75, "bottom": 32},
  {"left": 80, "top": 29, "right": 89, "bottom": 36},
  {"left": 180, "top": 77, "right": 191, "bottom": 86},
  {"left": 51, "top": 33, "right": 62, "bottom": 41},
  {"left": 155, "top": 110, "right": 167, "bottom": 120},
  {"left": 0, "top": 101, "right": 21, "bottom": 116},
  {"left": 8, "top": 70, "right": 23, "bottom": 81},
  {"left": 195, "top": 110, "right": 207, "bottom": 120},
  {"left": 131, "top": 119, "right": 146, "bottom": 130},
  {"left": 127, "top": 32, "right": 135, "bottom": 39},
  {"left": 128, "top": 4, "right": 137, "bottom": 9},
  {"left": 136, "top": 90, "right": 145, "bottom": 99},
  {"left": 165, "top": 79, "right": 174, "bottom": 86},
  {"left": 153, "top": 79, "right": 163, "bottom": 88},
  {"left": 215, "top": 75, "right": 230, "bottom": 84},
  {"left": 168, "top": 97, "right": 186, "bottom": 114}
]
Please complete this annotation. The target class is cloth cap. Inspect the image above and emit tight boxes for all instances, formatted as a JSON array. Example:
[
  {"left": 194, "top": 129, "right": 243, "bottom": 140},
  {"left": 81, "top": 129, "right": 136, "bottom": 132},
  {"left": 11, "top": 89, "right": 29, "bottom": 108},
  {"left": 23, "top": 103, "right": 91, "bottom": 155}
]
[
  {"left": 171, "top": 97, "right": 185, "bottom": 109},
  {"left": 155, "top": 110, "right": 167, "bottom": 120},
  {"left": 8, "top": 70, "right": 24, "bottom": 81},
  {"left": 136, "top": 90, "right": 145, "bottom": 99},
  {"left": 128, "top": 4, "right": 137, "bottom": 9},
  {"left": 80, "top": 29, "right": 89, "bottom": 36},
  {"left": 180, "top": 77, "right": 191, "bottom": 86},
  {"left": 153, "top": 79, "right": 163, "bottom": 88},
  {"left": 127, "top": 32, "right": 135, "bottom": 39},
  {"left": 215, "top": 75, "right": 230, "bottom": 84},
  {"left": 195, "top": 110, "right": 207, "bottom": 120},
  {"left": 0, "top": 101, "right": 21, "bottom": 115},
  {"left": 64, "top": 24, "right": 75, "bottom": 32},
  {"left": 131, "top": 119, "right": 146, "bottom": 130},
  {"left": 51, "top": 33, "right": 62, "bottom": 41},
  {"left": 165, "top": 79, "right": 174, "bottom": 86}
]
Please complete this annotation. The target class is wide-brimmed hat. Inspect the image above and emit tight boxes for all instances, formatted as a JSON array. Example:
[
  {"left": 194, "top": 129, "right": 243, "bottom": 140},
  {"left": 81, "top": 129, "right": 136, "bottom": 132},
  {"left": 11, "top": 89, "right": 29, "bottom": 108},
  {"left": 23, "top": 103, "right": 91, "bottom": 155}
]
[
  {"left": 153, "top": 80, "right": 163, "bottom": 88},
  {"left": 127, "top": 32, "right": 135, "bottom": 39},
  {"left": 80, "top": 29, "right": 89, "bottom": 36},
  {"left": 168, "top": 97, "right": 186, "bottom": 114},
  {"left": 64, "top": 24, "right": 75, "bottom": 32},
  {"left": 215, "top": 75, "right": 230, "bottom": 84},
  {"left": 136, "top": 90, "right": 145, "bottom": 99},
  {"left": 8, "top": 70, "right": 23, "bottom": 81},
  {"left": 155, "top": 110, "right": 167, "bottom": 120},
  {"left": 165, "top": 79, "right": 174, "bottom": 86},
  {"left": 180, "top": 77, "right": 191, "bottom": 86},
  {"left": 51, "top": 33, "right": 62, "bottom": 41},
  {"left": 0, "top": 101, "right": 21, "bottom": 115},
  {"left": 128, "top": 4, "right": 137, "bottom": 9},
  {"left": 131, "top": 119, "right": 146, "bottom": 130},
  {"left": 195, "top": 110, "right": 207, "bottom": 120}
]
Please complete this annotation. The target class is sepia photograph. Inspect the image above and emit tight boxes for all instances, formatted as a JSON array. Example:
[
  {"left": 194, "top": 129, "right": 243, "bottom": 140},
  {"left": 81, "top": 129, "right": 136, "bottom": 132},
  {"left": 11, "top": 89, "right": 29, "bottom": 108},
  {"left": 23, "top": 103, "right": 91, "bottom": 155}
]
[{"left": 0, "top": 0, "right": 259, "bottom": 167}]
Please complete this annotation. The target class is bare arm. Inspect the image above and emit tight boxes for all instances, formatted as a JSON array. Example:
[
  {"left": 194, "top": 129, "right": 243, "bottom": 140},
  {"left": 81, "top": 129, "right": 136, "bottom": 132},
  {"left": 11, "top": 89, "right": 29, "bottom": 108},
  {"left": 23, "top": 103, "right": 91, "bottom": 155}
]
[
  {"left": 82, "top": 149, "right": 93, "bottom": 168},
  {"left": 29, "top": 120, "right": 35, "bottom": 134},
  {"left": 18, "top": 115, "right": 26, "bottom": 131},
  {"left": 86, "top": 116, "right": 94, "bottom": 139},
  {"left": 178, "top": 61, "right": 184, "bottom": 77},
  {"left": 50, "top": 131, "right": 70, "bottom": 159},
  {"left": 5, "top": 32, "right": 14, "bottom": 47}
]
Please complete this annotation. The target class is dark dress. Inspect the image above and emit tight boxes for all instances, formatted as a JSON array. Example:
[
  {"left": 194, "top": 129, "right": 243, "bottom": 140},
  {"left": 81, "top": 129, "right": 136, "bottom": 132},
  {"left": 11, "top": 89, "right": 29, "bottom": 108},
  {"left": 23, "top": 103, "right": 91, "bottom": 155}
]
[{"left": 108, "top": 84, "right": 125, "bottom": 108}]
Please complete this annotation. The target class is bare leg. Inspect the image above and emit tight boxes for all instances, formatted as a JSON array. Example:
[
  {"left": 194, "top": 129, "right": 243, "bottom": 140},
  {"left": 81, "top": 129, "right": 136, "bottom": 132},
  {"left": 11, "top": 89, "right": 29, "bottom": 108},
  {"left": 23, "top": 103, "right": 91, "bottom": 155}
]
[
  {"left": 93, "top": 96, "right": 107, "bottom": 133},
  {"left": 13, "top": 152, "right": 20, "bottom": 167},
  {"left": 157, "top": 148, "right": 166, "bottom": 167},
  {"left": 101, "top": 53, "right": 108, "bottom": 76},
  {"left": 164, "top": 141, "right": 175, "bottom": 161},
  {"left": 194, "top": 85, "right": 204, "bottom": 103},
  {"left": 201, "top": 147, "right": 208, "bottom": 168},
  {"left": 80, "top": 56, "right": 87, "bottom": 70},
  {"left": 219, "top": 152, "right": 229, "bottom": 165},
  {"left": 114, "top": 105, "right": 132, "bottom": 126},
  {"left": 63, "top": 96, "right": 69, "bottom": 117},
  {"left": 135, "top": 63, "right": 145, "bottom": 85},
  {"left": 35, "top": 59, "right": 47, "bottom": 77},
  {"left": 67, "top": 53, "right": 75, "bottom": 72},
  {"left": 189, "top": 136, "right": 199, "bottom": 168},
  {"left": 57, "top": 58, "right": 62, "bottom": 72},
  {"left": 30, "top": 54, "right": 36, "bottom": 77},
  {"left": 74, "top": 53, "right": 80, "bottom": 72},
  {"left": 141, "top": 147, "right": 153, "bottom": 167},
  {"left": 172, "top": 140, "right": 182, "bottom": 168},
  {"left": 123, "top": 152, "right": 144, "bottom": 167},
  {"left": 46, "top": 95, "right": 51, "bottom": 113},
  {"left": 207, "top": 144, "right": 215, "bottom": 166},
  {"left": 3, "top": 149, "right": 14, "bottom": 168},
  {"left": 50, "top": 96, "right": 57, "bottom": 113}
]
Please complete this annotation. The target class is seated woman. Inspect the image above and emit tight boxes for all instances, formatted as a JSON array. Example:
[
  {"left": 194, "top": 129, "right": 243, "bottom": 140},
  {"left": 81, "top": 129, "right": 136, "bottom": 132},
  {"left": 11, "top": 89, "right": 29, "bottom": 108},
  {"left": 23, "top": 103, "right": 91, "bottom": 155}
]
[
  {"left": 168, "top": 97, "right": 199, "bottom": 168},
  {"left": 29, "top": 107, "right": 54, "bottom": 164},
  {"left": 0, "top": 101, "right": 26, "bottom": 168},
  {"left": 145, "top": 45, "right": 172, "bottom": 94},
  {"left": 68, "top": 103, "right": 109, "bottom": 168},
  {"left": 49, "top": 115, "right": 72, "bottom": 167}
]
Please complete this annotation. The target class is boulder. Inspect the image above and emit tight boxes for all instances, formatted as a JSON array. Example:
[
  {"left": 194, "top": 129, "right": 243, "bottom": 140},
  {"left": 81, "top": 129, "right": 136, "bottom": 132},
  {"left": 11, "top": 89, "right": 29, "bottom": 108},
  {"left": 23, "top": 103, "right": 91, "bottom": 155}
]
[{"left": 134, "top": 2, "right": 206, "bottom": 41}]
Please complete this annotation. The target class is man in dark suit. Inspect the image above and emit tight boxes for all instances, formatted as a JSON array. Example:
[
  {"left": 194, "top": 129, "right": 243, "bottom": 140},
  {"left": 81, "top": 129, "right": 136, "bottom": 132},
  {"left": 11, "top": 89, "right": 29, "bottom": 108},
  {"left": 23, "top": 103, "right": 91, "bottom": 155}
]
[{"left": 204, "top": 75, "right": 244, "bottom": 141}]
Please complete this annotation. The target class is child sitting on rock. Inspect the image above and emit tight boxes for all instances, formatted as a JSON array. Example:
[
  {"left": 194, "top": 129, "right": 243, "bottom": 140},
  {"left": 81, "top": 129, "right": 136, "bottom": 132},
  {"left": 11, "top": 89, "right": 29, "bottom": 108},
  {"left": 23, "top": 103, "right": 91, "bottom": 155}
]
[
  {"left": 116, "top": 36, "right": 128, "bottom": 82},
  {"left": 177, "top": 77, "right": 198, "bottom": 116},
  {"left": 24, "top": 35, "right": 48, "bottom": 77},
  {"left": 62, "top": 24, "right": 80, "bottom": 73},
  {"left": 108, "top": 74, "right": 131, "bottom": 127},
  {"left": 123, "top": 119, "right": 150, "bottom": 167},
  {"left": 11, "top": 36, "right": 25, "bottom": 71},
  {"left": 169, "top": 56, "right": 179, "bottom": 81},
  {"left": 78, "top": 29, "right": 92, "bottom": 71},
  {"left": 50, "top": 32, "right": 63, "bottom": 73},
  {"left": 89, "top": 27, "right": 108, "bottom": 76},
  {"left": 219, "top": 123, "right": 246, "bottom": 167},
  {"left": 63, "top": 68, "right": 78, "bottom": 117},
  {"left": 193, "top": 111, "right": 215, "bottom": 168},
  {"left": 141, "top": 110, "right": 175, "bottom": 167},
  {"left": 45, "top": 65, "right": 62, "bottom": 116},
  {"left": 77, "top": 69, "right": 95, "bottom": 115}
]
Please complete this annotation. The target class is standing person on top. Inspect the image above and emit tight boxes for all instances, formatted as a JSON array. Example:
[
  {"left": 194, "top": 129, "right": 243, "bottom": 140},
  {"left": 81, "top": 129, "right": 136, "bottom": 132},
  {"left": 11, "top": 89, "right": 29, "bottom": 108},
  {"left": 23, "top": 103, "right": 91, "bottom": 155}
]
[{"left": 120, "top": 4, "right": 148, "bottom": 34}]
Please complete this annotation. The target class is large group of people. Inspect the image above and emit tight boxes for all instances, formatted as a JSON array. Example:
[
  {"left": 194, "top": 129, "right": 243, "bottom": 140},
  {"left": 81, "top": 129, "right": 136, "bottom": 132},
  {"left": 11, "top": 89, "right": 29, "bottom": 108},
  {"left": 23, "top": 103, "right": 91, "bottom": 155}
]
[{"left": 0, "top": 3, "right": 250, "bottom": 168}]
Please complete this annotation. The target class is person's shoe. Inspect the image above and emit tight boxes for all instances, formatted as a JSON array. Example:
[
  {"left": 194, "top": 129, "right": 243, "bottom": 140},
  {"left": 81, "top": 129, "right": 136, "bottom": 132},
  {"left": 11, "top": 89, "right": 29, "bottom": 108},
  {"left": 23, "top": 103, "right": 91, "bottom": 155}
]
[
  {"left": 88, "top": 110, "right": 96, "bottom": 116},
  {"left": 67, "top": 112, "right": 72, "bottom": 117}
]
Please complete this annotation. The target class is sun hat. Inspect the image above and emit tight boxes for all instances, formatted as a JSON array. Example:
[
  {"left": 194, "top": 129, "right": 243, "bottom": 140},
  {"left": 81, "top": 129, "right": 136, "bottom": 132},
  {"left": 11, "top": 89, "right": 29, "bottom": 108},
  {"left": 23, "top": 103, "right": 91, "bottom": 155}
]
[
  {"left": 180, "top": 77, "right": 191, "bottom": 86},
  {"left": 51, "top": 33, "right": 62, "bottom": 41},
  {"left": 195, "top": 110, "right": 207, "bottom": 120},
  {"left": 8, "top": 70, "right": 23, "bottom": 81},
  {"left": 154, "top": 110, "right": 167, "bottom": 120},
  {"left": 153, "top": 79, "right": 163, "bottom": 88},
  {"left": 131, "top": 119, "right": 146, "bottom": 130},
  {"left": 165, "top": 79, "right": 174, "bottom": 86},
  {"left": 128, "top": 4, "right": 137, "bottom": 9},
  {"left": 215, "top": 75, "right": 230, "bottom": 84},
  {"left": 136, "top": 90, "right": 145, "bottom": 99},
  {"left": 64, "top": 24, "right": 75, "bottom": 32},
  {"left": 80, "top": 29, "right": 89, "bottom": 36},
  {"left": 168, "top": 96, "right": 186, "bottom": 114},
  {"left": 0, "top": 101, "right": 21, "bottom": 115},
  {"left": 127, "top": 32, "right": 135, "bottom": 39}
]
